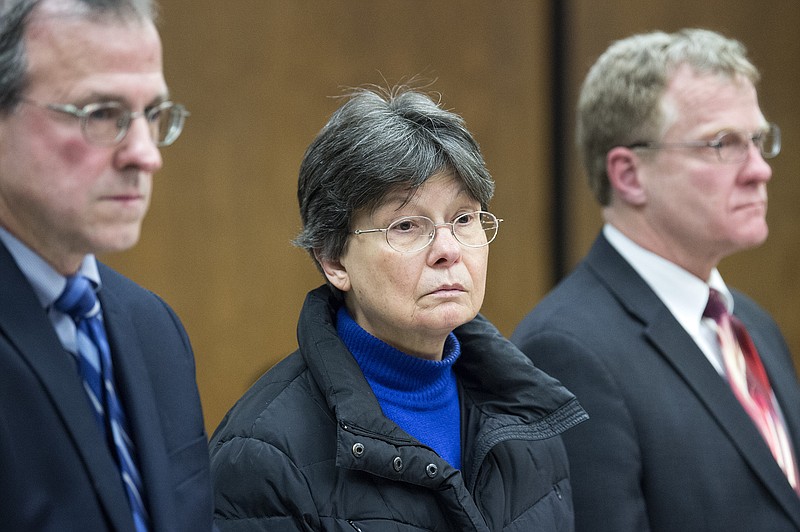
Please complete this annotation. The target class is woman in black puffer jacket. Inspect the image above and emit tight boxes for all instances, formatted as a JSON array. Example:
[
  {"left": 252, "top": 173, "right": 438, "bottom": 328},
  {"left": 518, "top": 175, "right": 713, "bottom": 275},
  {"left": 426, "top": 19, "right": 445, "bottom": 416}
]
[{"left": 209, "top": 85, "right": 587, "bottom": 531}]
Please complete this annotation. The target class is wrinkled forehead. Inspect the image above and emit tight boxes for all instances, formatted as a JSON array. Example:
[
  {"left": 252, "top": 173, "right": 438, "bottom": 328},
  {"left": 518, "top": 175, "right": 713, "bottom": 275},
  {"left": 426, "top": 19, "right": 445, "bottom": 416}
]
[
  {"left": 28, "top": 0, "right": 156, "bottom": 46},
  {"left": 34, "top": 0, "right": 152, "bottom": 22},
  {"left": 657, "top": 66, "right": 762, "bottom": 133},
  {"left": 24, "top": 3, "right": 164, "bottom": 102}
]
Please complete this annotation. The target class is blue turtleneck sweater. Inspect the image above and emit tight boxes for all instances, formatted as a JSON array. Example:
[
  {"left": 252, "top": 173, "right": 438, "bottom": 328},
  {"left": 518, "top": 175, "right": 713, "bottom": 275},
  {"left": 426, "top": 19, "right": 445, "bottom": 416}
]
[{"left": 337, "top": 307, "right": 462, "bottom": 469}]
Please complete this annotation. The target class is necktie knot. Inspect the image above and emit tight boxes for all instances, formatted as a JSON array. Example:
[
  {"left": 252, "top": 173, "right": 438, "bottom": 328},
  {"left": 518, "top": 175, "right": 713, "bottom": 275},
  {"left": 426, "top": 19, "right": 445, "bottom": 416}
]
[
  {"left": 55, "top": 275, "right": 100, "bottom": 321},
  {"left": 703, "top": 288, "right": 728, "bottom": 323}
]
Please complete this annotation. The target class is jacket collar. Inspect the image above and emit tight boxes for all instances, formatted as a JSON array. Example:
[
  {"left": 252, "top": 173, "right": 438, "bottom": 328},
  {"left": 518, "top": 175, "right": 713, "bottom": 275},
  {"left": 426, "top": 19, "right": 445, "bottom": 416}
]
[
  {"left": 297, "top": 285, "right": 586, "bottom": 448},
  {"left": 297, "top": 285, "right": 404, "bottom": 438}
]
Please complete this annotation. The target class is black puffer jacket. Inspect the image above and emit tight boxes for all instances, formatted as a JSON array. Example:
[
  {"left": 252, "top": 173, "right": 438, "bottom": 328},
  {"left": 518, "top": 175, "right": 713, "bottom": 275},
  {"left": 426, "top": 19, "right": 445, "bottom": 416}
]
[{"left": 210, "top": 285, "right": 587, "bottom": 531}]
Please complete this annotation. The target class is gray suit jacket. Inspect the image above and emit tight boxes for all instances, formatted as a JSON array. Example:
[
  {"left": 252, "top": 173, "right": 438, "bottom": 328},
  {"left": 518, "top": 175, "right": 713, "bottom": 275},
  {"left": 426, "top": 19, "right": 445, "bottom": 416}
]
[
  {"left": 0, "top": 241, "right": 214, "bottom": 531},
  {"left": 512, "top": 233, "right": 800, "bottom": 532}
]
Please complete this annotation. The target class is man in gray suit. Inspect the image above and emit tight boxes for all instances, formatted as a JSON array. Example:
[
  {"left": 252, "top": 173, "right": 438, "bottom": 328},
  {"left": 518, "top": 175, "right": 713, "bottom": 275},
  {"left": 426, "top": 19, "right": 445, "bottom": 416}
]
[{"left": 512, "top": 28, "right": 800, "bottom": 531}]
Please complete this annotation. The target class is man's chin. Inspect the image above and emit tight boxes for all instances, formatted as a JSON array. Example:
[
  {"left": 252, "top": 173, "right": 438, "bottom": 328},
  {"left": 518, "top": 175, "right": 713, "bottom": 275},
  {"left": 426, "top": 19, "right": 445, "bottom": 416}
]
[{"left": 92, "top": 228, "right": 143, "bottom": 256}]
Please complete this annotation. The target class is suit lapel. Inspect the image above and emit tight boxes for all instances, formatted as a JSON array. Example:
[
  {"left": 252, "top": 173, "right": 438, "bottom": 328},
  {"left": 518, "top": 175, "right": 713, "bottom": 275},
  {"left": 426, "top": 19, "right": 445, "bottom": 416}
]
[
  {"left": 0, "top": 244, "right": 134, "bottom": 531},
  {"left": 586, "top": 234, "right": 800, "bottom": 526},
  {"left": 98, "top": 281, "right": 177, "bottom": 531}
]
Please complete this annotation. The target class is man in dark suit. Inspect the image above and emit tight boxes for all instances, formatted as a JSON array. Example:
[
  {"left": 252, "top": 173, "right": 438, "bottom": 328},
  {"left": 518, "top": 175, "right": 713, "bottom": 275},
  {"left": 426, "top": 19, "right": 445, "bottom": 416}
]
[
  {"left": 0, "top": 0, "right": 213, "bottom": 530},
  {"left": 512, "top": 28, "right": 800, "bottom": 531}
]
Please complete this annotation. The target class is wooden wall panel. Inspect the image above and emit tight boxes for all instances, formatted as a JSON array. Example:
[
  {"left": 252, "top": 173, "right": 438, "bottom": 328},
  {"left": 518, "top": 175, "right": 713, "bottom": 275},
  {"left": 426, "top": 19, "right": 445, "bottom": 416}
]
[
  {"left": 562, "top": 0, "right": 800, "bottom": 368},
  {"left": 101, "top": 1, "right": 800, "bottom": 433},
  {"left": 102, "top": 1, "right": 553, "bottom": 430}
]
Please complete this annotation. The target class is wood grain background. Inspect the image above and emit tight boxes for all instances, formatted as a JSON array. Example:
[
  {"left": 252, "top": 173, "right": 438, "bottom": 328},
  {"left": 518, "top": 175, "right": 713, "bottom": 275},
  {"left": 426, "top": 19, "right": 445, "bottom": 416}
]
[{"left": 102, "top": 0, "right": 800, "bottom": 431}]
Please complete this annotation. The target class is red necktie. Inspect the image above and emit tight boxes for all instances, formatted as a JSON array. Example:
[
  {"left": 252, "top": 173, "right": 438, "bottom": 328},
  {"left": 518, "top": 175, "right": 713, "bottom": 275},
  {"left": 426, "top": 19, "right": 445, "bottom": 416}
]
[{"left": 704, "top": 288, "right": 799, "bottom": 492}]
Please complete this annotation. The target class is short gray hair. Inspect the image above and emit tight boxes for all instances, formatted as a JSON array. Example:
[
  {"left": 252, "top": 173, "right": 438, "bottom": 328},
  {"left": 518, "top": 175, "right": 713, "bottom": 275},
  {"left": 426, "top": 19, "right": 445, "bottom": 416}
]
[
  {"left": 0, "top": 0, "right": 158, "bottom": 114},
  {"left": 577, "top": 28, "right": 760, "bottom": 206},
  {"left": 294, "top": 85, "right": 494, "bottom": 271}
]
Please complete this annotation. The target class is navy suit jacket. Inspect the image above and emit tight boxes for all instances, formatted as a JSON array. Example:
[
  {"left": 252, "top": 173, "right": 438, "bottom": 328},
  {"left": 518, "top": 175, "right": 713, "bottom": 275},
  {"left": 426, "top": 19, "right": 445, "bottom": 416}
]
[
  {"left": 512, "top": 234, "right": 800, "bottom": 532},
  {"left": 0, "top": 242, "right": 214, "bottom": 531}
]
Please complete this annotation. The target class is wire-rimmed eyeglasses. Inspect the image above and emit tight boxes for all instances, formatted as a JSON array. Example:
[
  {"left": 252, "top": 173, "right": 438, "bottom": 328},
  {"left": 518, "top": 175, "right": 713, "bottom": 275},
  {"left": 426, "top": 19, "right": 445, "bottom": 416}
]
[
  {"left": 352, "top": 210, "right": 503, "bottom": 254},
  {"left": 21, "top": 99, "right": 190, "bottom": 147},
  {"left": 625, "top": 123, "right": 781, "bottom": 163}
]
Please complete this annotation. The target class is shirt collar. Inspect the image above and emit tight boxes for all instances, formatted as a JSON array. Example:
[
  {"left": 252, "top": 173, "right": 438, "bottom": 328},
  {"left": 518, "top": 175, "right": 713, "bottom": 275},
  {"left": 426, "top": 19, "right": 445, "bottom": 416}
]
[
  {"left": 603, "top": 224, "right": 733, "bottom": 327},
  {"left": 0, "top": 227, "right": 101, "bottom": 309}
]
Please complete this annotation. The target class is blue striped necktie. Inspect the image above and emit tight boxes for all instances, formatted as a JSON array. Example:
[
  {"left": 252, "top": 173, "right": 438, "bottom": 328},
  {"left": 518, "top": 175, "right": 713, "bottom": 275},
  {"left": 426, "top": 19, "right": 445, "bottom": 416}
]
[{"left": 55, "top": 275, "right": 150, "bottom": 532}]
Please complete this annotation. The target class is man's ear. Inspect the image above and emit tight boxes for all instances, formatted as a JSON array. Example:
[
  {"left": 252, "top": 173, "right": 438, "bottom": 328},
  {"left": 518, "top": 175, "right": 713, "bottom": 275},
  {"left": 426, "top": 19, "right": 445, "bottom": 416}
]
[
  {"left": 607, "top": 146, "right": 647, "bottom": 206},
  {"left": 315, "top": 250, "right": 351, "bottom": 292}
]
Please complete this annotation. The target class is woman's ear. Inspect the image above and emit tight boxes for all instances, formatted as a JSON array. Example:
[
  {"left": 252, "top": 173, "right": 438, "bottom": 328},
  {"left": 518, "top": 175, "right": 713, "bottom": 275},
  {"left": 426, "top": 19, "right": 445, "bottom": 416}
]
[
  {"left": 606, "top": 146, "right": 647, "bottom": 206},
  {"left": 315, "top": 250, "right": 351, "bottom": 292}
]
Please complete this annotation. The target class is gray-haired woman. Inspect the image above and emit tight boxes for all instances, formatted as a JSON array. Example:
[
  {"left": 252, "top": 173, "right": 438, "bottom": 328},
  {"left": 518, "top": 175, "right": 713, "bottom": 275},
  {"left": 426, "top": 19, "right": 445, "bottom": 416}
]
[{"left": 209, "top": 85, "right": 587, "bottom": 531}]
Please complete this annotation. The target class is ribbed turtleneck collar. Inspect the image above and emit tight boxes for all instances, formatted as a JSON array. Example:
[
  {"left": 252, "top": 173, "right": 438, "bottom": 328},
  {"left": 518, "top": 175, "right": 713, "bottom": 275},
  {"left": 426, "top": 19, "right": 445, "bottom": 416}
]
[{"left": 336, "top": 306, "right": 461, "bottom": 407}]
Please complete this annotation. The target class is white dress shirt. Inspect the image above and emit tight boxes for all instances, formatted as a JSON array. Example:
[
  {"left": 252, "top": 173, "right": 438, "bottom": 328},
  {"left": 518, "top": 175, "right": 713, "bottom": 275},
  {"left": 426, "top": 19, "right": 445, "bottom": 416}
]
[{"left": 603, "top": 223, "right": 731, "bottom": 375}]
